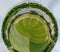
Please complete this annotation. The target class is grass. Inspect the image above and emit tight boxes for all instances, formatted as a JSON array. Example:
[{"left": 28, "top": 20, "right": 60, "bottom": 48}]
[{"left": 8, "top": 14, "right": 50, "bottom": 52}]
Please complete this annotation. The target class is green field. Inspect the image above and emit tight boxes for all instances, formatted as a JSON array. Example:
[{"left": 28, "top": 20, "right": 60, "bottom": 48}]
[{"left": 9, "top": 14, "right": 50, "bottom": 52}]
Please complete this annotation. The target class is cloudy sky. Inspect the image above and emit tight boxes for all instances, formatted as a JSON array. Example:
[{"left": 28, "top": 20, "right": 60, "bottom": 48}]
[{"left": 0, "top": 0, "right": 60, "bottom": 52}]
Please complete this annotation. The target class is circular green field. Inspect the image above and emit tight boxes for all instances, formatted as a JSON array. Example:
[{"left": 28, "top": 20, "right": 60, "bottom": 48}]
[
  {"left": 9, "top": 14, "right": 50, "bottom": 52},
  {"left": 2, "top": 3, "right": 58, "bottom": 52}
]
